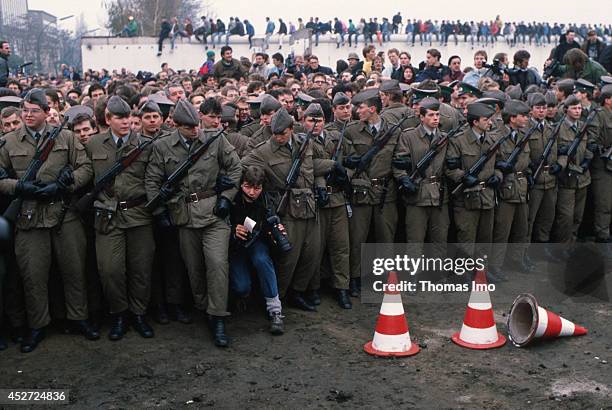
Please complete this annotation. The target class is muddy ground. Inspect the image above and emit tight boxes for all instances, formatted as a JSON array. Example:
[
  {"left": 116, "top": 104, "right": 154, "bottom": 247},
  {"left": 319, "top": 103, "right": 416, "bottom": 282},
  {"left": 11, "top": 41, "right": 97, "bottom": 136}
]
[{"left": 0, "top": 264, "right": 610, "bottom": 409}]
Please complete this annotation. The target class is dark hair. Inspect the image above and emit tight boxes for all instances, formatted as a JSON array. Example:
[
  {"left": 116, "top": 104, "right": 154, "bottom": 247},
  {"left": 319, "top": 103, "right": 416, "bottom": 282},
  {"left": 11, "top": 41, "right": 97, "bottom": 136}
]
[
  {"left": 427, "top": 48, "right": 441, "bottom": 60},
  {"left": 242, "top": 165, "right": 265, "bottom": 186},
  {"left": 88, "top": 83, "right": 105, "bottom": 98},
  {"left": 336, "top": 59, "right": 349, "bottom": 74},
  {"left": 513, "top": 50, "right": 531, "bottom": 65},
  {"left": 199, "top": 97, "right": 222, "bottom": 115},
  {"left": 220, "top": 45, "right": 232, "bottom": 55},
  {"left": 272, "top": 53, "right": 284, "bottom": 63},
  {"left": 70, "top": 113, "right": 96, "bottom": 130},
  {"left": 0, "top": 40, "right": 8, "bottom": 48},
  {"left": 44, "top": 89, "right": 60, "bottom": 106},
  {"left": 362, "top": 96, "right": 382, "bottom": 113},
  {"left": 1, "top": 106, "right": 20, "bottom": 118},
  {"left": 447, "top": 55, "right": 461, "bottom": 66}
]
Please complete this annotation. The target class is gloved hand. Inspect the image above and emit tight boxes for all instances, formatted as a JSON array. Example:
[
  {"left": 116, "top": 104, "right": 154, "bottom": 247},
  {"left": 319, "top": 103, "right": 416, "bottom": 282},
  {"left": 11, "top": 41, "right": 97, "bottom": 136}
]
[
  {"left": 549, "top": 163, "right": 562, "bottom": 176},
  {"left": 158, "top": 185, "right": 174, "bottom": 202},
  {"left": 446, "top": 157, "right": 461, "bottom": 170},
  {"left": 315, "top": 186, "right": 330, "bottom": 207},
  {"left": 495, "top": 160, "right": 514, "bottom": 174},
  {"left": 558, "top": 144, "right": 569, "bottom": 156},
  {"left": 215, "top": 175, "right": 235, "bottom": 193},
  {"left": 485, "top": 175, "right": 501, "bottom": 189},
  {"left": 579, "top": 158, "right": 591, "bottom": 173},
  {"left": 154, "top": 211, "right": 173, "bottom": 229},
  {"left": 332, "top": 161, "right": 348, "bottom": 185},
  {"left": 342, "top": 155, "right": 361, "bottom": 170},
  {"left": 392, "top": 157, "right": 411, "bottom": 171},
  {"left": 33, "top": 182, "right": 61, "bottom": 199},
  {"left": 14, "top": 181, "right": 40, "bottom": 199},
  {"left": 399, "top": 176, "right": 417, "bottom": 194},
  {"left": 0, "top": 167, "right": 9, "bottom": 180},
  {"left": 213, "top": 196, "right": 231, "bottom": 218},
  {"left": 527, "top": 174, "right": 535, "bottom": 188},
  {"left": 57, "top": 165, "right": 74, "bottom": 190},
  {"left": 462, "top": 174, "right": 479, "bottom": 188}
]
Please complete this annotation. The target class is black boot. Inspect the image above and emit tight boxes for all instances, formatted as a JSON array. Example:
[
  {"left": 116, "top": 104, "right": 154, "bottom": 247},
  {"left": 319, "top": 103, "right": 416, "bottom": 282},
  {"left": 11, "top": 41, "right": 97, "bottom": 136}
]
[
  {"left": 132, "top": 315, "right": 154, "bottom": 338},
  {"left": 336, "top": 289, "right": 352, "bottom": 309},
  {"left": 288, "top": 291, "right": 316, "bottom": 312},
  {"left": 306, "top": 290, "right": 321, "bottom": 306},
  {"left": 108, "top": 314, "right": 128, "bottom": 341},
  {"left": 20, "top": 328, "right": 45, "bottom": 353},
  {"left": 349, "top": 278, "right": 361, "bottom": 297},
  {"left": 169, "top": 304, "right": 193, "bottom": 324},
  {"left": 154, "top": 304, "right": 170, "bottom": 325},
  {"left": 208, "top": 316, "right": 229, "bottom": 347},
  {"left": 73, "top": 320, "right": 100, "bottom": 341}
]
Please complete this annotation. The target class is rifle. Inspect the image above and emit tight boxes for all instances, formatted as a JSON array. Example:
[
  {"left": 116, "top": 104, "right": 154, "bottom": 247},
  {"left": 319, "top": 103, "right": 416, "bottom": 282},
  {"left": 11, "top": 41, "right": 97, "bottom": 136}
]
[
  {"left": 3, "top": 118, "right": 68, "bottom": 223},
  {"left": 352, "top": 115, "right": 410, "bottom": 179},
  {"left": 325, "top": 122, "right": 352, "bottom": 218},
  {"left": 451, "top": 130, "right": 511, "bottom": 197},
  {"left": 276, "top": 124, "right": 317, "bottom": 215},
  {"left": 407, "top": 124, "right": 463, "bottom": 184},
  {"left": 75, "top": 138, "right": 154, "bottom": 214},
  {"left": 564, "top": 109, "right": 599, "bottom": 165},
  {"left": 145, "top": 128, "right": 225, "bottom": 211},
  {"left": 532, "top": 115, "right": 566, "bottom": 181}
]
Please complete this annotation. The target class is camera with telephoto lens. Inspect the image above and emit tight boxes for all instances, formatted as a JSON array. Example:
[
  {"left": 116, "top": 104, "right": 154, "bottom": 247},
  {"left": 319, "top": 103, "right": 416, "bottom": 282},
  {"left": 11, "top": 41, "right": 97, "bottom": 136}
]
[
  {"left": 483, "top": 59, "right": 507, "bottom": 76},
  {"left": 266, "top": 214, "right": 292, "bottom": 253}
]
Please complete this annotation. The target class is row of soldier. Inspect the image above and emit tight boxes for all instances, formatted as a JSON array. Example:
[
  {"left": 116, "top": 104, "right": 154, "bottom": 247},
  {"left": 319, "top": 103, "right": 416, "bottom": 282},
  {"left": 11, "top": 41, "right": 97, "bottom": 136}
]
[{"left": 0, "top": 69, "right": 609, "bottom": 354}]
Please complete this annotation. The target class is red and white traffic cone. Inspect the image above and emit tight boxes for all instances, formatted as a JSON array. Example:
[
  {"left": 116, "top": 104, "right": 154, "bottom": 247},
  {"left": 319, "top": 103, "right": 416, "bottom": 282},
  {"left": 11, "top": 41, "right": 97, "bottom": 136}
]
[
  {"left": 364, "top": 271, "right": 420, "bottom": 357},
  {"left": 451, "top": 269, "right": 506, "bottom": 349},
  {"left": 507, "top": 293, "right": 588, "bottom": 347}
]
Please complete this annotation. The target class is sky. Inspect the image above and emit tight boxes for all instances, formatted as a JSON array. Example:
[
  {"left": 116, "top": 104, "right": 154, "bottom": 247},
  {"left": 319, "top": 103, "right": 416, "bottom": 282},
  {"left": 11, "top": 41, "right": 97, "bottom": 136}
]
[{"left": 27, "top": 0, "right": 611, "bottom": 34}]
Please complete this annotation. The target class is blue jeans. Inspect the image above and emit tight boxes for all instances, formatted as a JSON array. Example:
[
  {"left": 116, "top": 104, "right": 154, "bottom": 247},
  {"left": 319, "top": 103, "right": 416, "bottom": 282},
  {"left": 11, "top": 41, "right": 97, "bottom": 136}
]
[{"left": 229, "top": 238, "right": 278, "bottom": 299}]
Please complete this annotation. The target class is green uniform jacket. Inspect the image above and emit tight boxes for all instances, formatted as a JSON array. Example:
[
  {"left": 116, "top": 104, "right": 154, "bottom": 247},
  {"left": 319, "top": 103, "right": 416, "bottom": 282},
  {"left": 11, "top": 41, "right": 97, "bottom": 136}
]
[
  {"left": 380, "top": 102, "right": 419, "bottom": 127},
  {"left": 527, "top": 117, "right": 559, "bottom": 190},
  {"left": 145, "top": 129, "right": 241, "bottom": 228},
  {"left": 496, "top": 125, "right": 531, "bottom": 204},
  {"left": 592, "top": 107, "right": 612, "bottom": 172},
  {"left": 345, "top": 119, "right": 401, "bottom": 205},
  {"left": 393, "top": 124, "right": 448, "bottom": 206},
  {"left": 86, "top": 130, "right": 153, "bottom": 230},
  {"left": 439, "top": 102, "right": 464, "bottom": 133},
  {"left": 558, "top": 59, "right": 609, "bottom": 85},
  {"left": 239, "top": 121, "right": 262, "bottom": 138},
  {"left": 556, "top": 119, "right": 593, "bottom": 189},
  {"left": 0, "top": 123, "right": 92, "bottom": 230},
  {"left": 445, "top": 127, "right": 503, "bottom": 210}
]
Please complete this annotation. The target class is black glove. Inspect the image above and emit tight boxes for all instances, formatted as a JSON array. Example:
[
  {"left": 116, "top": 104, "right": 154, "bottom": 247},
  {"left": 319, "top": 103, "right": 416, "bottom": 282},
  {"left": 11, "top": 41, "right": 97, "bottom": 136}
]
[
  {"left": 495, "top": 160, "right": 514, "bottom": 174},
  {"left": 213, "top": 196, "right": 231, "bottom": 218},
  {"left": 462, "top": 174, "right": 479, "bottom": 188},
  {"left": 14, "top": 181, "right": 40, "bottom": 199},
  {"left": 332, "top": 161, "right": 348, "bottom": 185},
  {"left": 315, "top": 186, "right": 330, "bottom": 207},
  {"left": 446, "top": 157, "right": 461, "bottom": 170},
  {"left": 215, "top": 175, "right": 235, "bottom": 194},
  {"left": 57, "top": 165, "right": 74, "bottom": 190},
  {"left": 580, "top": 158, "right": 591, "bottom": 173},
  {"left": 485, "top": 175, "right": 501, "bottom": 189},
  {"left": 0, "top": 167, "right": 9, "bottom": 180},
  {"left": 549, "top": 163, "right": 562, "bottom": 175},
  {"left": 399, "top": 176, "right": 417, "bottom": 194},
  {"left": 158, "top": 185, "right": 174, "bottom": 202},
  {"left": 154, "top": 211, "right": 173, "bottom": 229},
  {"left": 558, "top": 144, "right": 569, "bottom": 156},
  {"left": 342, "top": 155, "right": 361, "bottom": 170},
  {"left": 392, "top": 157, "right": 411, "bottom": 171},
  {"left": 33, "top": 182, "right": 61, "bottom": 199},
  {"left": 527, "top": 174, "right": 535, "bottom": 188}
]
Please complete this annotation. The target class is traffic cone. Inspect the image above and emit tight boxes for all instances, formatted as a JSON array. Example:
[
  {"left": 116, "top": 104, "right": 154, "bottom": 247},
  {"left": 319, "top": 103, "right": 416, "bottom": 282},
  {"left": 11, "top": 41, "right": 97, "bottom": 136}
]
[
  {"left": 507, "top": 293, "right": 588, "bottom": 347},
  {"left": 451, "top": 269, "right": 506, "bottom": 349},
  {"left": 364, "top": 271, "right": 420, "bottom": 357}
]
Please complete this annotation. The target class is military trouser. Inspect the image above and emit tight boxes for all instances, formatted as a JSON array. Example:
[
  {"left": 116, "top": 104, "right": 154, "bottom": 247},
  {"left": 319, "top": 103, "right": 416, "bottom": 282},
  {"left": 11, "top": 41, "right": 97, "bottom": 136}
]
[
  {"left": 553, "top": 187, "right": 587, "bottom": 243},
  {"left": 15, "top": 219, "right": 88, "bottom": 329},
  {"left": 311, "top": 206, "right": 350, "bottom": 290},
  {"left": 492, "top": 201, "right": 529, "bottom": 268},
  {"left": 528, "top": 187, "right": 557, "bottom": 242},
  {"left": 591, "top": 168, "right": 611, "bottom": 240},
  {"left": 276, "top": 216, "right": 320, "bottom": 297},
  {"left": 3, "top": 261, "right": 25, "bottom": 328},
  {"left": 84, "top": 225, "right": 103, "bottom": 315},
  {"left": 151, "top": 225, "right": 186, "bottom": 306},
  {"left": 453, "top": 206, "right": 494, "bottom": 244},
  {"left": 179, "top": 219, "right": 230, "bottom": 317},
  {"left": 96, "top": 224, "right": 154, "bottom": 315},
  {"left": 404, "top": 204, "right": 450, "bottom": 243},
  {"left": 349, "top": 202, "right": 398, "bottom": 279}
]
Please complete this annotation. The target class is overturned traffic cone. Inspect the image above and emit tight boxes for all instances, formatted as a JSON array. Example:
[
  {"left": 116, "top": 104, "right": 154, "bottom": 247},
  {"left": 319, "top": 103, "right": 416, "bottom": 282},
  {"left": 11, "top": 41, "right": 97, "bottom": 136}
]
[
  {"left": 364, "top": 271, "right": 420, "bottom": 357},
  {"left": 451, "top": 269, "right": 506, "bottom": 349},
  {"left": 507, "top": 293, "right": 587, "bottom": 347}
]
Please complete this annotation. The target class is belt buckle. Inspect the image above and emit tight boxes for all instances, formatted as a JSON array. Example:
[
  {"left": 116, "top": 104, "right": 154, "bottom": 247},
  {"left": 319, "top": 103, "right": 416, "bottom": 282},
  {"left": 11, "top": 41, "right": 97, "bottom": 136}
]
[
  {"left": 119, "top": 201, "right": 128, "bottom": 211},
  {"left": 326, "top": 186, "right": 333, "bottom": 194},
  {"left": 190, "top": 192, "right": 199, "bottom": 203}
]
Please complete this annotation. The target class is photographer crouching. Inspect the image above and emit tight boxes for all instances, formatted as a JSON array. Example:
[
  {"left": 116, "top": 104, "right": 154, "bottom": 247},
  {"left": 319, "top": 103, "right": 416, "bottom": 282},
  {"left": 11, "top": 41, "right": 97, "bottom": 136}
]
[{"left": 229, "top": 166, "right": 287, "bottom": 335}]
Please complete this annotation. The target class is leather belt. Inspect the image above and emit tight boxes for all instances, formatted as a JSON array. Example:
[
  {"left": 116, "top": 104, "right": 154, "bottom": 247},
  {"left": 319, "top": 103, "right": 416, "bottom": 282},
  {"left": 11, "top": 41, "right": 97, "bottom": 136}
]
[
  {"left": 370, "top": 177, "right": 388, "bottom": 187},
  {"left": 185, "top": 190, "right": 216, "bottom": 203},
  {"left": 424, "top": 176, "right": 440, "bottom": 183},
  {"left": 515, "top": 171, "right": 525, "bottom": 179},
  {"left": 118, "top": 196, "right": 147, "bottom": 211},
  {"left": 325, "top": 186, "right": 343, "bottom": 193}
]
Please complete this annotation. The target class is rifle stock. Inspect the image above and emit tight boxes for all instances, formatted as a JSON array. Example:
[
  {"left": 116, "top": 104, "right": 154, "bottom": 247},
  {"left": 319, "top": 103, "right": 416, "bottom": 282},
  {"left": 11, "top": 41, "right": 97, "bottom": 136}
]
[{"left": 532, "top": 115, "right": 566, "bottom": 181}]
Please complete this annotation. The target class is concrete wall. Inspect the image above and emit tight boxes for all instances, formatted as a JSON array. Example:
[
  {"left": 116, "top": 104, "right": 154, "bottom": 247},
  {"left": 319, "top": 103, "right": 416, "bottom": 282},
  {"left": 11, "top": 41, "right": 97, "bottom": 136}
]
[{"left": 81, "top": 34, "right": 556, "bottom": 75}]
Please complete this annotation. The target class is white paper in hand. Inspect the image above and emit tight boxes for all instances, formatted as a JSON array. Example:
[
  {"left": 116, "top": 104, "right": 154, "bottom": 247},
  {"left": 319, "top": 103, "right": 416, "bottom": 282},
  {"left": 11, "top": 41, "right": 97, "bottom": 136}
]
[{"left": 244, "top": 216, "right": 257, "bottom": 233}]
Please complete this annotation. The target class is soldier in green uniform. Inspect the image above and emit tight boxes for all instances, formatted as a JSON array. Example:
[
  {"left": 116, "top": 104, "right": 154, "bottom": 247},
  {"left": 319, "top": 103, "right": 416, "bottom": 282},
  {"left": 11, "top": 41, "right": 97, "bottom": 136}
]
[
  {"left": 490, "top": 100, "right": 533, "bottom": 277},
  {"left": 379, "top": 79, "right": 418, "bottom": 125},
  {"left": 545, "top": 91, "right": 562, "bottom": 123},
  {"left": 86, "top": 96, "right": 156, "bottom": 341},
  {"left": 342, "top": 89, "right": 402, "bottom": 296},
  {"left": 412, "top": 80, "right": 464, "bottom": 132},
  {"left": 393, "top": 98, "right": 450, "bottom": 244},
  {"left": 307, "top": 101, "right": 354, "bottom": 309},
  {"left": 146, "top": 99, "right": 242, "bottom": 347},
  {"left": 246, "top": 95, "right": 282, "bottom": 150},
  {"left": 241, "top": 108, "right": 325, "bottom": 311},
  {"left": 526, "top": 93, "right": 562, "bottom": 244},
  {"left": 552, "top": 95, "right": 594, "bottom": 243},
  {"left": 221, "top": 105, "right": 249, "bottom": 158},
  {"left": 591, "top": 84, "right": 611, "bottom": 242},
  {"left": 0, "top": 89, "right": 97, "bottom": 352}
]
